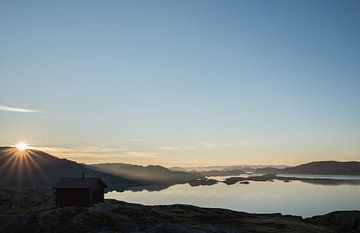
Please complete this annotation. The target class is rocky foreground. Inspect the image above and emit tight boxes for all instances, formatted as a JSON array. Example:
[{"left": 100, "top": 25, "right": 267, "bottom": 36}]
[{"left": 0, "top": 190, "right": 359, "bottom": 233}]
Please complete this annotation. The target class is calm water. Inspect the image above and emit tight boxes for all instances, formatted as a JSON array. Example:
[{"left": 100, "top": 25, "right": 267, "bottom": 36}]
[{"left": 106, "top": 179, "right": 360, "bottom": 217}]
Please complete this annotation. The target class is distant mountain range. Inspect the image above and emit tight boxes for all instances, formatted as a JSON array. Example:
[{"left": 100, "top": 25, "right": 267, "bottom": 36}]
[
  {"left": 195, "top": 169, "right": 246, "bottom": 177},
  {"left": 171, "top": 165, "right": 287, "bottom": 172},
  {"left": 176, "top": 161, "right": 360, "bottom": 176}
]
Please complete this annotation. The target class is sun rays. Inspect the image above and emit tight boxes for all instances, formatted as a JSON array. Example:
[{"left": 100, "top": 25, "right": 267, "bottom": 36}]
[{"left": 0, "top": 146, "right": 49, "bottom": 188}]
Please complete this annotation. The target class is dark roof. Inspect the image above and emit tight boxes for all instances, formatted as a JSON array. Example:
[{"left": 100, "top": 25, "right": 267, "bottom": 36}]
[{"left": 54, "top": 178, "right": 107, "bottom": 189}]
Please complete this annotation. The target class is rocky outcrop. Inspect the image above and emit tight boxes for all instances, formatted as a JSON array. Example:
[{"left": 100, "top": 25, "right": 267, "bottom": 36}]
[
  {"left": 308, "top": 211, "right": 360, "bottom": 232},
  {"left": 0, "top": 189, "right": 54, "bottom": 212},
  {"left": 1, "top": 199, "right": 358, "bottom": 233},
  {"left": 0, "top": 189, "right": 358, "bottom": 233}
]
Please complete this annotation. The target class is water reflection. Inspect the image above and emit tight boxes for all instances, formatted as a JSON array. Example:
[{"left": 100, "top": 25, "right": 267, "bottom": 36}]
[{"left": 106, "top": 180, "right": 360, "bottom": 217}]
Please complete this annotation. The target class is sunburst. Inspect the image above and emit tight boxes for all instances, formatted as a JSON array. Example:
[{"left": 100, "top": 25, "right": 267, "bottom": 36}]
[{"left": 16, "top": 142, "right": 29, "bottom": 151}]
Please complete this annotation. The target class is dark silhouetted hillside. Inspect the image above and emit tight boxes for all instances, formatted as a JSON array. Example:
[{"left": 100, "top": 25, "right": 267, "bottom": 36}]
[
  {"left": 0, "top": 147, "right": 140, "bottom": 190},
  {"left": 255, "top": 161, "right": 360, "bottom": 175},
  {"left": 281, "top": 161, "right": 360, "bottom": 175}
]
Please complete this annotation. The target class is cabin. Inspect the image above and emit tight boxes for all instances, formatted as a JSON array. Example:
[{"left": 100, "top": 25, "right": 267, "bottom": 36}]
[{"left": 54, "top": 176, "right": 107, "bottom": 207}]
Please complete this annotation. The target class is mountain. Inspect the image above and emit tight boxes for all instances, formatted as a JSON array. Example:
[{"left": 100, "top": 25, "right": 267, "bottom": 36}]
[
  {"left": 89, "top": 163, "right": 204, "bottom": 185},
  {"left": 255, "top": 161, "right": 360, "bottom": 175},
  {"left": 0, "top": 147, "right": 140, "bottom": 189},
  {"left": 281, "top": 161, "right": 360, "bottom": 175}
]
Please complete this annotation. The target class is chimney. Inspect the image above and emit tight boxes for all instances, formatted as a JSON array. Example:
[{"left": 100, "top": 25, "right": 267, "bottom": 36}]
[{"left": 82, "top": 172, "right": 85, "bottom": 180}]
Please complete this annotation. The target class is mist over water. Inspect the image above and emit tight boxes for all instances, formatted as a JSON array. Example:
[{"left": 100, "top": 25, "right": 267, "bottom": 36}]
[{"left": 107, "top": 179, "right": 360, "bottom": 217}]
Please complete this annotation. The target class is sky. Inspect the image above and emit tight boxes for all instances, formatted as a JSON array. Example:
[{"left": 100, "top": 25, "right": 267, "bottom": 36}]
[{"left": 1, "top": 0, "right": 360, "bottom": 166}]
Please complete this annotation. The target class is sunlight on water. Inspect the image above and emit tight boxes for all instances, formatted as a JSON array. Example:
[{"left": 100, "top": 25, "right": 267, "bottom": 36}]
[{"left": 106, "top": 180, "right": 360, "bottom": 217}]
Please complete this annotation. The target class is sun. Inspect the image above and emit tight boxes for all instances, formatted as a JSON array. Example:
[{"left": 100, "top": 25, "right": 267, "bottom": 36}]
[{"left": 16, "top": 143, "right": 29, "bottom": 151}]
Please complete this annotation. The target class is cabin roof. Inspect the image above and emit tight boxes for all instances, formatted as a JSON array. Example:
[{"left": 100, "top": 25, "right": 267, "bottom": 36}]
[{"left": 54, "top": 178, "right": 107, "bottom": 189}]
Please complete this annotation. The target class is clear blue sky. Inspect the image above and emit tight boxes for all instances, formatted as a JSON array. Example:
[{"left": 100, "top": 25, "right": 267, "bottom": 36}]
[{"left": 1, "top": 0, "right": 359, "bottom": 166}]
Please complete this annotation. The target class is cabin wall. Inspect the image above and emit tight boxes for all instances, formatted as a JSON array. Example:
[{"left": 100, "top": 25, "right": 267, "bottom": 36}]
[
  {"left": 89, "top": 184, "right": 104, "bottom": 204},
  {"left": 56, "top": 189, "right": 90, "bottom": 207}
]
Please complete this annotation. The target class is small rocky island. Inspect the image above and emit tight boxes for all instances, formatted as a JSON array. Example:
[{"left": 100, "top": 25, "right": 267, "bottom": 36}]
[{"left": 0, "top": 189, "right": 359, "bottom": 233}]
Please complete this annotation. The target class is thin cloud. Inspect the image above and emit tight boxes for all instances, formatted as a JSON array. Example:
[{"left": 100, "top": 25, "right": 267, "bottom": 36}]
[
  {"left": 130, "top": 138, "right": 145, "bottom": 142},
  {"left": 158, "top": 146, "right": 183, "bottom": 151},
  {"left": 0, "top": 105, "right": 40, "bottom": 113},
  {"left": 126, "top": 151, "right": 157, "bottom": 157}
]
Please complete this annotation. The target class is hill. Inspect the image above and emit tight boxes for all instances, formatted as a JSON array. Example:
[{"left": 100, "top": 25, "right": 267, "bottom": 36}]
[
  {"left": 0, "top": 147, "right": 139, "bottom": 190},
  {"left": 281, "top": 161, "right": 360, "bottom": 175},
  {"left": 255, "top": 161, "right": 360, "bottom": 175},
  {"left": 89, "top": 163, "right": 204, "bottom": 185}
]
